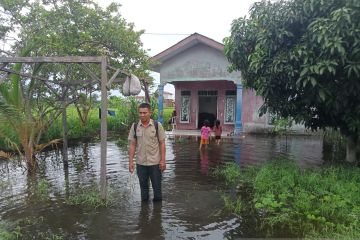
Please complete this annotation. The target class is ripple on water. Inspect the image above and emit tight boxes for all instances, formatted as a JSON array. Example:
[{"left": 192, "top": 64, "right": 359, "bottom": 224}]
[{"left": 0, "top": 135, "right": 324, "bottom": 239}]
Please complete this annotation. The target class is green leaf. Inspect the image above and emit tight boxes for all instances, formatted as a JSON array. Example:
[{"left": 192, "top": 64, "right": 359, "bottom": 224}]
[
  {"left": 319, "top": 90, "right": 326, "bottom": 101},
  {"left": 311, "top": 78, "right": 317, "bottom": 87}
]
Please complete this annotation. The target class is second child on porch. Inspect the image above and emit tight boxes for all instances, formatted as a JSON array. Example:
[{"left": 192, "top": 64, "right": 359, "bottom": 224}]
[{"left": 199, "top": 120, "right": 211, "bottom": 150}]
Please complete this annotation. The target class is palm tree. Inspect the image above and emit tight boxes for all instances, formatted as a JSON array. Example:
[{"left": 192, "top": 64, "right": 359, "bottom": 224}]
[
  {"left": 0, "top": 64, "right": 40, "bottom": 168},
  {"left": 0, "top": 63, "right": 60, "bottom": 170}
]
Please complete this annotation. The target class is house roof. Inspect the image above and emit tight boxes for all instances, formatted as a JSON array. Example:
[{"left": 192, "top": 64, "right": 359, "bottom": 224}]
[
  {"left": 151, "top": 33, "right": 224, "bottom": 72},
  {"left": 163, "top": 91, "right": 173, "bottom": 95}
]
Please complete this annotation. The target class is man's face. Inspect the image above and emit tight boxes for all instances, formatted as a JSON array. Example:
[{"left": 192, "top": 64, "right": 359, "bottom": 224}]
[{"left": 138, "top": 107, "right": 151, "bottom": 123}]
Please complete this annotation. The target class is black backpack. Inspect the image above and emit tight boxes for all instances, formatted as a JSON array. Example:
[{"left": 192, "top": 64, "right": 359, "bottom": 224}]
[{"left": 133, "top": 121, "right": 159, "bottom": 141}]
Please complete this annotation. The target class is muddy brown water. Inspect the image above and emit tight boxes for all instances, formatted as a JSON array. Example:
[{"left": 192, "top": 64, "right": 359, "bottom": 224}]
[{"left": 0, "top": 134, "right": 325, "bottom": 239}]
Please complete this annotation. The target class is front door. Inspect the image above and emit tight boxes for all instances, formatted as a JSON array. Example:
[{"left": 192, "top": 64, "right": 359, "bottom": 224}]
[{"left": 197, "top": 90, "right": 217, "bottom": 129}]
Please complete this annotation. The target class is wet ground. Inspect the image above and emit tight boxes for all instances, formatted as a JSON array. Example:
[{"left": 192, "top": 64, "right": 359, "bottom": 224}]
[{"left": 0, "top": 134, "right": 324, "bottom": 239}]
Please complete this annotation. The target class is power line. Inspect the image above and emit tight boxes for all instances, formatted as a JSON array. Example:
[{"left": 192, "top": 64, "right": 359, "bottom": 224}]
[{"left": 143, "top": 32, "right": 191, "bottom": 36}]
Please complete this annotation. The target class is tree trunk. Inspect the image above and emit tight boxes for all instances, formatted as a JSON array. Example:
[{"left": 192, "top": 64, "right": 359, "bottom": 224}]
[
  {"left": 346, "top": 135, "right": 357, "bottom": 162},
  {"left": 142, "top": 79, "right": 151, "bottom": 103}
]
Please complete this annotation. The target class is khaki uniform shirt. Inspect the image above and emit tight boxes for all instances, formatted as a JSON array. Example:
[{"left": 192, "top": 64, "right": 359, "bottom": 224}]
[{"left": 128, "top": 119, "right": 166, "bottom": 166}]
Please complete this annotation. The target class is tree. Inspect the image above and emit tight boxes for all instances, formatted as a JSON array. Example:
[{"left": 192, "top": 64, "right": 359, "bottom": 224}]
[
  {"left": 224, "top": 0, "right": 360, "bottom": 162},
  {"left": 0, "top": 0, "right": 153, "bottom": 167}
]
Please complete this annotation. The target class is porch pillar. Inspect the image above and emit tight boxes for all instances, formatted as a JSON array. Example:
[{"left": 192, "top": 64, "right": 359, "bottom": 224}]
[
  {"left": 235, "top": 84, "right": 243, "bottom": 134},
  {"left": 157, "top": 84, "right": 164, "bottom": 124}
]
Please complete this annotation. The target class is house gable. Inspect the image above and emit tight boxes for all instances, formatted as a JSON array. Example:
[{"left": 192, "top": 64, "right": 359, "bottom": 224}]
[{"left": 151, "top": 33, "right": 241, "bottom": 85}]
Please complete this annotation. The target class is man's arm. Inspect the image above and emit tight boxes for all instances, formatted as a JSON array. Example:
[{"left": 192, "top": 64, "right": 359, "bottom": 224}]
[
  {"left": 159, "top": 139, "right": 166, "bottom": 172},
  {"left": 128, "top": 140, "right": 136, "bottom": 173}
]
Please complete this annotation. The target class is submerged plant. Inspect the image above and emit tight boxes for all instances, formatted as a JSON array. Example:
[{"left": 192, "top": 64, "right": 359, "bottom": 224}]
[
  {"left": 0, "top": 217, "right": 64, "bottom": 240},
  {"left": 222, "top": 195, "right": 244, "bottom": 214},
  {"left": 66, "top": 186, "right": 113, "bottom": 208},
  {"left": 35, "top": 179, "right": 51, "bottom": 201},
  {"left": 212, "top": 162, "right": 241, "bottom": 185}
]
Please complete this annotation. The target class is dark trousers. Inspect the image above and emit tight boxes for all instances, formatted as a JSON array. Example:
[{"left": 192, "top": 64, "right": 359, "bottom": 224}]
[{"left": 136, "top": 164, "right": 162, "bottom": 201}]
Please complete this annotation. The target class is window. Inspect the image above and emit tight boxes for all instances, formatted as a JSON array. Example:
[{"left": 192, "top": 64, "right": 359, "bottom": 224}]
[
  {"left": 198, "top": 90, "right": 218, "bottom": 96},
  {"left": 224, "top": 90, "right": 236, "bottom": 123},
  {"left": 180, "top": 91, "right": 191, "bottom": 122}
]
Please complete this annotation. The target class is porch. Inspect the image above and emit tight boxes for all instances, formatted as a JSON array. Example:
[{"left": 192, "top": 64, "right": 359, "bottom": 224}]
[{"left": 165, "top": 129, "right": 240, "bottom": 138}]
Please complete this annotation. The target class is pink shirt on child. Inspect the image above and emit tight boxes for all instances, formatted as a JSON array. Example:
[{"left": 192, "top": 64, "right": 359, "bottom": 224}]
[{"left": 201, "top": 126, "right": 211, "bottom": 140}]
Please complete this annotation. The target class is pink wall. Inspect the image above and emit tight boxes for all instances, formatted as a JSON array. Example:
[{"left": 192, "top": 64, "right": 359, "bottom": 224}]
[{"left": 242, "top": 89, "right": 267, "bottom": 124}]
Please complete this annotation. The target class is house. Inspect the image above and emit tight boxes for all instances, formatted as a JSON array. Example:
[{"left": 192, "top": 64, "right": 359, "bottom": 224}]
[
  {"left": 151, "top": 33, "right": 273, "bottom": 133},
  {"left": 163, "top": 91, "right": 175, "bottom": 107},
  {"left": 134, "top": 91, "right": 174, "bottom": 107}
]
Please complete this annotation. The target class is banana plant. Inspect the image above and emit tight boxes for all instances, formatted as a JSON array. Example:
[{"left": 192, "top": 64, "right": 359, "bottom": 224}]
[{"left": 0, "top": 61, "right": 61, "bottom": 169}]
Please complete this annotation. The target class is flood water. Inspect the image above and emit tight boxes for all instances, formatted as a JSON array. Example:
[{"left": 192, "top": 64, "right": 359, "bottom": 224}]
[{"left": 0, "top": 134, "right": 325, "bottom": 239}]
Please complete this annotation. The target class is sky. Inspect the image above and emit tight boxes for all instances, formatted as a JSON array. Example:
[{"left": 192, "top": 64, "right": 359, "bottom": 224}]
[{"left": 95, "top": 0, "right": 257, "bottom": 96}]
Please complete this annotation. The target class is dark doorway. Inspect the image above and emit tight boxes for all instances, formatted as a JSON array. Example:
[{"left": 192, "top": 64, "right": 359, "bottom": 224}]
[{"left": 198, "top": 95, "right": 217, "bottom": 129}]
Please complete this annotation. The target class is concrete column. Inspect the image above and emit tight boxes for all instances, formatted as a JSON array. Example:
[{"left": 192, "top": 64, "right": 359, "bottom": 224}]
[
  {"left": 158, "top": 84, "right": 164, "bottom": 124},
  {"left": 100, "top": 57, "right": 108, "bottom": 200},
  {"left": 235, "top": 84, "right": 243, "bottom": 134}
]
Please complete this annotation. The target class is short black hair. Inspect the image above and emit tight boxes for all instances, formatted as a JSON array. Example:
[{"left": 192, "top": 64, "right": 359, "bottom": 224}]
[
  {"left": 138, "top": 102, "right": 151, "bottom": 110},
  {"left": 204, "top": 119, "right": 209, "bottom": 127},
  {"left": 215, "top": 119, "right": 220, "bottom": 127}
]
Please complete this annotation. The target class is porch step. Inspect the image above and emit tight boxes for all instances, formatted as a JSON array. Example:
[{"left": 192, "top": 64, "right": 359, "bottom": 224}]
[{"left": 166, "top": 130, "right": 236, "bottom": 137}]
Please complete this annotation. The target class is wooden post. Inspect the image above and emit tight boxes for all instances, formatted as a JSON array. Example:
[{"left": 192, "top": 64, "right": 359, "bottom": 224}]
[
  {"left": 62, "top": 93, "right": 69, "bottom": 168},
  {"left": 100, "top": 57, "right": 108, "bottom": 199}
]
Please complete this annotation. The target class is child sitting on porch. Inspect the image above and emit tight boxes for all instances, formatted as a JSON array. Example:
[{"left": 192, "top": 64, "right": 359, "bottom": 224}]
[
  {"left": 199, "top": 120, "right": 211, "bottom": 149},
  {"left": 214, "top": 119, "right": 222, "bottom": 145}
]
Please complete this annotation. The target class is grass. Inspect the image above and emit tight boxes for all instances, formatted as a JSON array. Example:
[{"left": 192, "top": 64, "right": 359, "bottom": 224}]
[
  {"left": 35, "top": 179, "right": 51, "bottom": 201},
  {"left": 214, "top": 158, "right": 360, "bottom": 238},
  {"left": 0, "top": 217, "right": 64, "bottom": 240},
  {"left": 66, "top": 186, "right": 113, "bottom": 209},
  {"left": 213, "top": 162, "right": 241, "bottom": 185}
]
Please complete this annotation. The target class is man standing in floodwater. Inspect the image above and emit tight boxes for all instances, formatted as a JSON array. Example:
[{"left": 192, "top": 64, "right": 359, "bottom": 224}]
[{"left": 128, "top": 102, "right": 166, "bottom": 202}]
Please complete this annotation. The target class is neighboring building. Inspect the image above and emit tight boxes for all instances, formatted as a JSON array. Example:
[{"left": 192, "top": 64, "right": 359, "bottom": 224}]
[
  {"left": 134, "top": 91, "right": 174, "bottom": 107},
  {"left": 151, "top": 33, "right": 279, "bottom": 133},
  {"left": 163, "top": 91, "right": 175, "bottom": 107}
]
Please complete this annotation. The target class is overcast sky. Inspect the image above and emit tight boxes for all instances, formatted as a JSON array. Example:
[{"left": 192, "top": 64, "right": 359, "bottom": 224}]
[{"left": 95, "top": 0, "right": 257, "bottom": 95}]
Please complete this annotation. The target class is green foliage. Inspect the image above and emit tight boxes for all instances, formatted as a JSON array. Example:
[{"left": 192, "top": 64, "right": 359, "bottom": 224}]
[
  {"left": 225, "top": 0, "right": 360, "bottom": 142},
  {"left": 271, "top": 116, "right": 293, "bottom": 135},
  {"left": 35, "top": 179, "right": 51, "bottom": 201},
  {"left": 213, "top": 162, "right": 241, "bottom": 185},
  {"left": 322, "top": 128, "right": 347, "bottom": 163},
  {"left": 0, "top": 0, "right": 155, "bottom": 161},
  {"left": 215, "top": 158, "right": 360, "bottom": 238},
  {"left": 0, "top": 217, "right": 64, "bottom": 240},
  {"left": 0, "top": 220, "right": 22, "bottom": 240},
  {"left": 66, "top": 186, "right": 113, "bottom": 209},
  {"left": 222, "top": 195, "right": 244, "bottom": 214}
]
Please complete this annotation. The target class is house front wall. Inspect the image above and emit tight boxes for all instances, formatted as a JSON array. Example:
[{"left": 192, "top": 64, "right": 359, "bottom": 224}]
[
  {"left": 174, "top": 80, "right": 237, "bottom": 131},
  {"left": 173, "top": 81, "right": 269, "bottom": 132}
]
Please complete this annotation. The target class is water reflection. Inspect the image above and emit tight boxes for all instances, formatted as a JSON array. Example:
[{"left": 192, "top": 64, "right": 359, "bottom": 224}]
[
  {"left": 234, "top": 142, "right": 241, "bottom": 166},
  {"left": 137, "top": 202, "right": 163, "bottom": 239},
  {"left": 199, "top": 148, "right": 209, "bottom": 174},
  {"left": 0, "top": 135, "right": 325, "bottom": 239}
]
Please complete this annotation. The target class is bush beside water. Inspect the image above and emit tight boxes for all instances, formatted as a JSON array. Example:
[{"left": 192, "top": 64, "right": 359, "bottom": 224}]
[
  {"left": 0, "top": 97, "right": 175, "bottom": 151},
  {"left": 214, "top": 158, "right": 360, "bottom": 238}
]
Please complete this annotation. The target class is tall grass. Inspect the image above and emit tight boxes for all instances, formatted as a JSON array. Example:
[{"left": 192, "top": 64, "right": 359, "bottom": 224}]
[{"left": 214, "top": 158, "right": 360, "bottom": 238}]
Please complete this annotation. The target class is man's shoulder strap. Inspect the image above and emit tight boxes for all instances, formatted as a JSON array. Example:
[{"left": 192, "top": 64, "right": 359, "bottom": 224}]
[
  {"left": 154, "top": 121, "right": 159, "bottom": 140},
  {"left": 133, "top": 122, "right": 138, "bottom": 139},
  {"left": 133, "top": 121, "right": 159, "bottom": 140}
]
